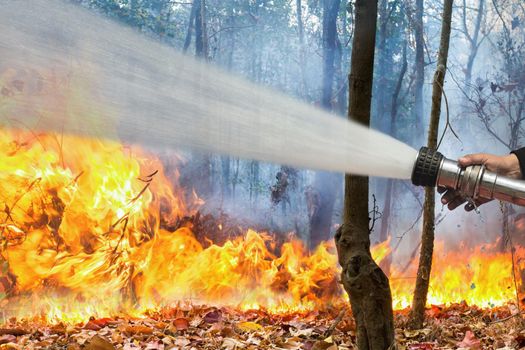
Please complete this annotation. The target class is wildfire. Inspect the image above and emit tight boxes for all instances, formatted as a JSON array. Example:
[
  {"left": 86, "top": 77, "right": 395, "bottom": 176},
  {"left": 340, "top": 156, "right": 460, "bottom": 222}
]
[
  {"left": 0, "top": 67, "right": 521, "bottom": 325},
  {"left": 0, "top": 126, "right": 344, "bottom": 322},
  {"left": 0, "top": 125, "right": 521, "bottom": 325}
]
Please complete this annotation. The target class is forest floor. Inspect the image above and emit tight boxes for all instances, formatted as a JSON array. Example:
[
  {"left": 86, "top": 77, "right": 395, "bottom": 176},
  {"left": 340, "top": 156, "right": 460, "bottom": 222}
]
[{"left": 0, "top": 302, "right": 524, "bottom": 349}]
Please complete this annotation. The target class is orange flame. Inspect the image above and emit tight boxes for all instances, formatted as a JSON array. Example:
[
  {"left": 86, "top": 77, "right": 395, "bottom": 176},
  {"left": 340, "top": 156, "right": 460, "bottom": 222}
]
[
  {"left": 0, "top": 125, "right": 522, "bottom": 323},
  {"left": 0, "top": 66, "right": 522, "bottom": 324},
  {"left": 0, "top": 127, "right": 344, "bottom": 322}
]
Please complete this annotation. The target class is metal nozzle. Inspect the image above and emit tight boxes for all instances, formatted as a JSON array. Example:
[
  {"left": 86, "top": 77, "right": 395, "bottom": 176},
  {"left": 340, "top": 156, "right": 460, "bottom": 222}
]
[{"left": 411, "top": 147, "right": 525, "bottom": 207}]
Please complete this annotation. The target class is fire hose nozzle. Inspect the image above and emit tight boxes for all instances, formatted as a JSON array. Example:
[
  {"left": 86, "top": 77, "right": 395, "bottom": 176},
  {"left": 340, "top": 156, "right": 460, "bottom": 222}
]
[{"left": 411, "top": 147, "right": 525, "bottom": 207}]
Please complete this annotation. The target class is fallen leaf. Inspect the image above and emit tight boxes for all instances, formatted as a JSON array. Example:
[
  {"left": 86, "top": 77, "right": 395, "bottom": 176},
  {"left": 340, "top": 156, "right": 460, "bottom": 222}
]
[
  {"left": 404, "top": 328, "right": 431, "bottom": 339},
  {"left": 312, "top": 340, "right": 336, "bottom": 350},
  {"left": 50, "top": 323, "right": 67, "bottom": 334},
  {"left": 0, "top": 329, "right": 28, "bottom": 336},
  {"left": 122, "top": 325, "right": 154, "bottom": 335},
  {"left": 83, "top": 335, "right": 116, "bottom": 350},
  {"left": 220, "top": 326, "right": 236, "bottom": 337},
  {"left": 290, "top": 327, "right": 313, "bottom": 337},
  {"left": 223, "top": 337, "right": 246, "bottom": 349},
  {"left": 111, "top": 332, "right": 123, "bottom": 344},
  {"left": 173, "top": 317, "right": 189, "bottom": 331},
  {"left": 92, "top": 318, "right": 116, "bottom": 328},
  {"left": 0, "top": 336, "right": 15, "bottom": 345},
  {"left": 203, "top": 309, "right": 222, "bottom": 323},
  {"left": 457, "top": 331, "right": 480, "bottom": 349},
  {"left": 173, "top": 336, "right": 191, "bottom": 347},
  {"left": 408, "top": 344, "right": 433, "bottom": 350},
  {"left": 84, "top": 321, "right": 102, "bottom": 331},
  {"left": 236, "top": 321, "right": 263, "bottom": 332}
]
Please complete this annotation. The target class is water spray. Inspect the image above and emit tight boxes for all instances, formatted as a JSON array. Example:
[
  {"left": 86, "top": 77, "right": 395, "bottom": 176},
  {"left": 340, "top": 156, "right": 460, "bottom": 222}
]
[
  {"left": 412, "top": 147, "right": 525, "bottom": 207},
  {"left": 2, "top": 0, "right": 525, "bottom": 210}
]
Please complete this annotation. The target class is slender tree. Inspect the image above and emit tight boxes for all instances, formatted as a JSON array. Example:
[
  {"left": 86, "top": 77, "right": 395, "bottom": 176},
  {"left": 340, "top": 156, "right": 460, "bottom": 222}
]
[
  {"left": 309, "top": 0, "right": 342, "bottom": 249},
  {"left": 379, "top": 39, "right": 408, "bottom": 273},
  {"left": 409, "top": 0, "right": 454, "bottom": 329},
  {"left": 413, "top": 0, "right": 425, "bottom": 141},
  {"left": 195, "top": 0, "right": 208, "bottom": 58},
  {"left": 462, "top": 0, "right": 485, "bottom": 90},
  {"left": 335, "top": 0, "right": 395, "bottom": 348},
  {"left": 183, "top": 0, "right": 198, "bottom": 52}
]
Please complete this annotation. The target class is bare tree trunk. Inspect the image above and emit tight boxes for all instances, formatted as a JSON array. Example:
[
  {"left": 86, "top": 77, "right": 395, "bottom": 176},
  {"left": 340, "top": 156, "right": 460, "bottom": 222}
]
[
  {"left": 193, "top": 0, "right": 211, "bottom": 197},
  {"left": 183, "top": 0, "right": 198, "bottom": 52},
  {"left": 309, "top": 0, "right": 342, "bottom": 250},
  {"left": 296, "top": 0, "right": 308, "bottom": 98},
  {"left": 309, "top": 172, "right": 338, "bottom": 249},
  {"left": 463, "top": 0, "right": 485, "bottom": 89},
  {"left": 379, "top": 40, "right": 408, "bottom": 273},
  {"left": 413, "top": 0, "right": 425, "bottom": 141},
  {"left": 195, "top": 0, "right": 208, "bottom": 59},
  {"left": 335, "top": 1, "right": 395, "bottom": 348},
  {"left": 409, "top": 0, "right": 454, "bottom": 330},
  {"left": 375, "top": 0, "right": 390, "bottom": 131},
  {"left": 322, "top": 0, "right": 342, "bottom": 109}
]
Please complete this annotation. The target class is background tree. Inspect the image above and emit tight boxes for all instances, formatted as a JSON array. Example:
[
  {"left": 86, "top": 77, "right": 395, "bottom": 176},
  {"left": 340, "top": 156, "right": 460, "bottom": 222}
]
[
  {"left": 308, "top": 0, "right": 342, "bottom": 250},
  {"left": 409, "top": 0, "right": 454, "bottom": 329}
]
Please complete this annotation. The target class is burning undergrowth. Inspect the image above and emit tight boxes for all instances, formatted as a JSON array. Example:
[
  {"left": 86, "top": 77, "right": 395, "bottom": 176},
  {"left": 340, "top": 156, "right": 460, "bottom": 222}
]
[
  {"left": 1, "top": 126, "right": 525, "bottom": 350},
  {"left": 0, "top": 127, "right": 342, "bottom": 323},
  {"left": 0, "top": 125, "right": 525, "bottom": 326}
]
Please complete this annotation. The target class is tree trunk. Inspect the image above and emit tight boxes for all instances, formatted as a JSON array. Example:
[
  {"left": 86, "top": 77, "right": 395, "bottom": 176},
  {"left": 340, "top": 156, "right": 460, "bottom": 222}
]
[
  {"left": 409, "top": 0, "right": 454, "bottom": 329},
  {"left": 309, "top": 172, "right": 338, "bottom": 249},
  {"left": 296, "top": 0, "right": 308, "bottom": 98},
  {"left": 193, "top": 0, "right": 211, "bottom": 198},
  {"left": 309, "top": 0, "right": 342, "bottom": 250},
  {"left": 195, "top": 0, "right": 208, "bottom": 59},
  {"left": 322, "top": 0, "right": 342, "bottom": 109},
  {"left": 463, "top": 0, "right": 484, "bottom": 89},
  {"left": 335, "top": 1, "right": 395, "bottom": 349},
  {"left": 183, "top": 0, "right": 198, "bottom": 52},
  {"left": 375, "top": 0, "right": 390, "bottom": 132},
  {"left": 379, "top": 41, "right": 408, "bottom": 273},
  {"left": 413, "top": 0, "right": 425, "bottom": 142}
]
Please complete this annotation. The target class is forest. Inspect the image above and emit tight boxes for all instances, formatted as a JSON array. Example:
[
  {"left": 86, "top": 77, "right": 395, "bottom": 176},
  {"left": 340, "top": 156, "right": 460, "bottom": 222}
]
[{"left": 0, "top": 0, "right": 525, "bottom": 349}]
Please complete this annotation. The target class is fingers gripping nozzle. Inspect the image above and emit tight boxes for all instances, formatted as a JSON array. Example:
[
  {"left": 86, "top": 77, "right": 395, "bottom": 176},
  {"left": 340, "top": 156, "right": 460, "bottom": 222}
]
[{"left": 411, "top": 147, "right": 525, "bottom": 207}]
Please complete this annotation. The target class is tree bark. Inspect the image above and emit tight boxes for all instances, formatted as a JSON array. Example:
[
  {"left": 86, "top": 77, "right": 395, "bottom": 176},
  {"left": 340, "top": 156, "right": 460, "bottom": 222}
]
[
  {"left": 413, "top": 0, "right": 425, "bottom": 141},
  {"left": 309, "top": 172, "right": 338, "bottom": 249},
  {"left": 309, "top": 0, "right": 342, "bottom": 250},
  {"left": 379, "top": 40, "right": 408, "bottom": 273},
  {"left": 296, "top": 0, "right": 308, "bottom": 98},
  {"left": 335, "top": 1, "right": 395, "bottom": 348},
  {"left": 375, "top": 0, "right": 390, "bottom": 132},
  {"left": 409, "top": 0, "right": 454, "bottom": 329},
  {"left": 183, "top": 0, "right": 198, "bottom": 52},
  {"left": 463, "top": 0, "right": 484, "bottom": 89},
  {"left": 195, "top": 0, "right": 208, "bottom": 59},
  {"left": 322, "top": 0, "right": 342, "bottom": 109}
]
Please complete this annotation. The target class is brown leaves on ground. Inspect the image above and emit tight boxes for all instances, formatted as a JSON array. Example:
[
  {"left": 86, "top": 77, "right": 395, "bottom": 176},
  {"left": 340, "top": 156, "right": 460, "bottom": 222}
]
[
  {"left": 396, "top": 302, "right": 525, "bottom": 349},
  {"left": 1, "top": 302, "right": 525, "bottom": 349}
]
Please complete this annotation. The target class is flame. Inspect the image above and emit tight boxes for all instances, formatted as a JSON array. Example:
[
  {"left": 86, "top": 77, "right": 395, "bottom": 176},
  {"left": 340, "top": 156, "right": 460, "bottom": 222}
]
[
  {"left": 0, "top": 67, "right": 522, "bottom": 324},
  {"left": 0, "top": 127, "right": 343, "bottom": 322},
  {"left": 0, "top": 124, "right": 522, "bottom": 323},
  {"left": 372, "top": 240, "right": 521, "bottom": 310}
]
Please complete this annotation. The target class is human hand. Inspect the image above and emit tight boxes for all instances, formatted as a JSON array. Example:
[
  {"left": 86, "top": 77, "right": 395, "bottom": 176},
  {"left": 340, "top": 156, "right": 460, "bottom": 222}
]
[{"left": 439, "top": 153, "right": 522, "bottom": 211}]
